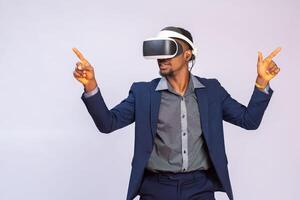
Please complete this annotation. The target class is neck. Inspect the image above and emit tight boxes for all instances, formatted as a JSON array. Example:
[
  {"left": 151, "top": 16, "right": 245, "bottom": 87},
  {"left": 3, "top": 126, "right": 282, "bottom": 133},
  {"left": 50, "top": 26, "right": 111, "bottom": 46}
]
[{"left": 166, "top": 67, "right": 190, "bottom": 96}]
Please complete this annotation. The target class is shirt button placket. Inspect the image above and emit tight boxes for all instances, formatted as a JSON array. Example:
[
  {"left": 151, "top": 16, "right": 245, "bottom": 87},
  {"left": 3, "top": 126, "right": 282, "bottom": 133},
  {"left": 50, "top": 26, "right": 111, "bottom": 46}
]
[{"left": 180, "top": 96, "right": 188, "bottom": 172}]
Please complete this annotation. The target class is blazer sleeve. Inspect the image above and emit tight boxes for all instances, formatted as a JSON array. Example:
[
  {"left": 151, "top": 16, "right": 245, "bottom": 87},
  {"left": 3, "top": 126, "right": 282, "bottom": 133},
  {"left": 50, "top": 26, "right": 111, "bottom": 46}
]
[
  {"left": 81, "top": 83, "right": 136, "bottom": 133},
  {"left": 216, "top": 79, "right": 274, "bottom": 130}
]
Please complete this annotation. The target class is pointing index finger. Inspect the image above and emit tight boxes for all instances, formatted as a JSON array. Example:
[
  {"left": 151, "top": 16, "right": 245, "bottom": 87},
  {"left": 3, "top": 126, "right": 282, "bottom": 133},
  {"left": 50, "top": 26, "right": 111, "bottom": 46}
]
[
  {"left": 72, "top": 47, "right": 87, "bottom": 63},
  {"left": 266, "top": 47, "right": 282, "bottom": 61}
]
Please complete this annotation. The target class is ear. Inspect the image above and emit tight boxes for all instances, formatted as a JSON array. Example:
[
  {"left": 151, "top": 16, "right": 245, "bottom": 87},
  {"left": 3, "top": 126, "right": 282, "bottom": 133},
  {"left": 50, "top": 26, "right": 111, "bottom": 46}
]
[{"left": 184, "top": 50, "right": 192, "bottom": 61}]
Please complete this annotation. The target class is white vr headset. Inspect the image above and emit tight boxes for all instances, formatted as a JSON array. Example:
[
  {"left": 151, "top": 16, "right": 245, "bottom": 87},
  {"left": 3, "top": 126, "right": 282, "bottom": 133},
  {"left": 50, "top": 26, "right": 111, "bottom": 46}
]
[{"left": 143, "top": 30, "right": 198, "bottom": 60}]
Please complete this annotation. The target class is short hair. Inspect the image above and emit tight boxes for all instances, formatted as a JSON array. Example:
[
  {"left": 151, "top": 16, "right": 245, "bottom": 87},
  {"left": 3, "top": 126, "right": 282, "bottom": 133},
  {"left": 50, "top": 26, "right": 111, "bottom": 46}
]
[{"left": 161, "top": 26, "right": 193, "bottom": 50}]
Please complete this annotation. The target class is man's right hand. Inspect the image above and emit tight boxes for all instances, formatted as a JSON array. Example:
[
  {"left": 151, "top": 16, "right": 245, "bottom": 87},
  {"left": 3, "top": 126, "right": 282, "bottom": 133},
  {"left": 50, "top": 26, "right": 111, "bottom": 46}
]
[{"left": 72, "top": 48, "right": 98, "bottom": 92}]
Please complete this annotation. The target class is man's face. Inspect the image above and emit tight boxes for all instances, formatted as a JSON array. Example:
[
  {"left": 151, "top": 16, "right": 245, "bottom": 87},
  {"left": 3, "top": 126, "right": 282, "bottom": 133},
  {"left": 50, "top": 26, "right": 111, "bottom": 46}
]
[{"left": 157, "top": 39, "right": 192, "bottom": 77}]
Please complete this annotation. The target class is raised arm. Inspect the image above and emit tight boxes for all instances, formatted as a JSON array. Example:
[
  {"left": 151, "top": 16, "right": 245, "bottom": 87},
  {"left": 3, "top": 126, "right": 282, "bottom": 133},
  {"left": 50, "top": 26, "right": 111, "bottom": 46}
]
[
  {"left": 219, "top": 47, "right": 281, "bottom": 130},
  {"left": 72, "top": 48, "right": 135, "bottom": 133}
]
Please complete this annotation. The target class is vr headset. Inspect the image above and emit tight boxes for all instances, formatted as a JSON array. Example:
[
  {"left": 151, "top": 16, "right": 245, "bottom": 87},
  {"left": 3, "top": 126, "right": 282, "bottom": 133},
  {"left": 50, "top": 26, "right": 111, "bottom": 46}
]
[{"left": 143, "top": 30, "right": 197, "bottom": 60}]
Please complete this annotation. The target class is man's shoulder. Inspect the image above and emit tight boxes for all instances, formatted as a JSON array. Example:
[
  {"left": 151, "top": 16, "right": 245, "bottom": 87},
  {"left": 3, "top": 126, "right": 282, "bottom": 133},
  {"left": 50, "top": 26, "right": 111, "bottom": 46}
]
[
  {"left": 193, "top": 75, "right": 221, "bottom": 87},
  {"left": 131, "top": 78, "right": 160, "bottom": 89},
  {"left": 135, "top": 77, "right": 160, "bottom": 85}
]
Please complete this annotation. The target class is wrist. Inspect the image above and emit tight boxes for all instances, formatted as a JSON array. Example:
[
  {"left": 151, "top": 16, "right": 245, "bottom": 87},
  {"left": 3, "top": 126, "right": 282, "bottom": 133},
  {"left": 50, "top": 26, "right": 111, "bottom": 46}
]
[
  {"left": 255, "top": 76, "right": 269, "bottom": 89},
  {"left": 84, "top": 79, "right": 98, "bottom": 93}
]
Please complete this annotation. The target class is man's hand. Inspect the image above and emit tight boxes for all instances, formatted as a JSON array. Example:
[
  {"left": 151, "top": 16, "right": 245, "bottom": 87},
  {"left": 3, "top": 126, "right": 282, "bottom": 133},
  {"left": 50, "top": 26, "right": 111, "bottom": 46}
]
[
  {"left": 256, "top": 47, "right": 281, "bottom": 89},
  {"left": 72, "top": 48, "right": 97, "bottom": 92}
]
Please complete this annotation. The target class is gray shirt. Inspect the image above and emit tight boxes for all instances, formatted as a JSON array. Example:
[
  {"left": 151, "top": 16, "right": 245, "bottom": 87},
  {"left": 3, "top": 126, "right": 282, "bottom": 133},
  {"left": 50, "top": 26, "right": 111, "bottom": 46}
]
[{"left": 145, "top": 73, "right": 211, "bottom": 173}]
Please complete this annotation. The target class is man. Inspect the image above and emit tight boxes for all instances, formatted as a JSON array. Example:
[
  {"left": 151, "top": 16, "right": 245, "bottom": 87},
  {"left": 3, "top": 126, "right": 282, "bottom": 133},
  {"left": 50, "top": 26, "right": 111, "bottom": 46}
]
[{"left": 72, "top": 26, "right": 281, "bottom": 200}]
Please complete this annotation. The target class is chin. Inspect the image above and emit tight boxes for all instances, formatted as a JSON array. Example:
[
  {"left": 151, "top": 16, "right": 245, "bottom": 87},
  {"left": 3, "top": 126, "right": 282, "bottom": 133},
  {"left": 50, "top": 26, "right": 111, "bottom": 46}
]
[{"left": 159, "top": 69, "right": 174, "bottom": 77}]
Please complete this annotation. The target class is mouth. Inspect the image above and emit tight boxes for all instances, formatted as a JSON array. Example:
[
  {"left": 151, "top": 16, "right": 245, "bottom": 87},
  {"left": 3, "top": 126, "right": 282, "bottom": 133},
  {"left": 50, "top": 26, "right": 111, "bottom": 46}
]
[
  {"left": 159, "top": 63, "right": 170, "bottom": 70},
  {"left": 158, "top": 59, "right": 171, "bottom": 69}
]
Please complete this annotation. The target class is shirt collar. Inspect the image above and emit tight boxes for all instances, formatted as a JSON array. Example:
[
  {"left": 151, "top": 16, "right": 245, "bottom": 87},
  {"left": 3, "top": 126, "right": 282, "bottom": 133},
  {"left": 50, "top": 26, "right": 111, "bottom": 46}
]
[{"left": 155, "top": 73, "right": 205, "bottom": 91}]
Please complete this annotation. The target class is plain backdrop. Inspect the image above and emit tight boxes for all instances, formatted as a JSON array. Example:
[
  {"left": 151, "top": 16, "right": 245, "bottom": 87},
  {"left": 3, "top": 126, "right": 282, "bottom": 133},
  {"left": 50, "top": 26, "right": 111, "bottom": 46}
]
[{"left": 0, "top": 0, "right": 299, "bottom": 199}]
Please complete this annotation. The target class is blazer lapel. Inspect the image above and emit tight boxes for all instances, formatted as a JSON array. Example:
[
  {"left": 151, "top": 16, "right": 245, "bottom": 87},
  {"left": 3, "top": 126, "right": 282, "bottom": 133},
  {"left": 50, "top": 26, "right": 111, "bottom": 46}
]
[
  {"left": 150, "top": 79, "right": 162, "bottom": 141},
  {"left": 194, "top": 84, "right": 212, "bottom": 150}
]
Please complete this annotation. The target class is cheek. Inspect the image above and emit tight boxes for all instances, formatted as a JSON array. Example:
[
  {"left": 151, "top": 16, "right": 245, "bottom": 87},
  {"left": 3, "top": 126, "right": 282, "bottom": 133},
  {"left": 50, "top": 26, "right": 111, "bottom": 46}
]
[{"left": 171, "top": 57, "right": 184, "bottom": 68}]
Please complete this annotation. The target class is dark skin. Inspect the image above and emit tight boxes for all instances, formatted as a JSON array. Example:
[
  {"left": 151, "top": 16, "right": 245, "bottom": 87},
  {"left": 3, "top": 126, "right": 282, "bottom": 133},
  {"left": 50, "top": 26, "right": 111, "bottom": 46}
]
[
  {"left": 157, "top": 39, "right": 193, "bottom": 96},
  {"left": 72, "top": 41, "right": 281, "bottom": 95}
]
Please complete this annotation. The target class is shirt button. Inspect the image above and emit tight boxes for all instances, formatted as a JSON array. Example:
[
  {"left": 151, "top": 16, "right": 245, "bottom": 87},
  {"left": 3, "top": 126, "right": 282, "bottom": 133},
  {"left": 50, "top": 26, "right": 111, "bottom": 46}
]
[
  {"left": 182, "top": 114, "right": 185, "bottom": 118},
  {"left": 183, "top": 168, "right": 186, "bottom": 171},
  {"left": 183, "top": 150, "right": 186, "bottom": 154},
  {"left": 183, "top": 132, "right": 186, "bottom": 136}
]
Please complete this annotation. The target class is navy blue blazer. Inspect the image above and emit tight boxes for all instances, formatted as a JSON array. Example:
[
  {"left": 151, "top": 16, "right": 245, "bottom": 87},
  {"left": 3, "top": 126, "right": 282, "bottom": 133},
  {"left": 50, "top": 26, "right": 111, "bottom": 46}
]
[{"left": 81, "top": 76, "right": 273, "bottom": 200}]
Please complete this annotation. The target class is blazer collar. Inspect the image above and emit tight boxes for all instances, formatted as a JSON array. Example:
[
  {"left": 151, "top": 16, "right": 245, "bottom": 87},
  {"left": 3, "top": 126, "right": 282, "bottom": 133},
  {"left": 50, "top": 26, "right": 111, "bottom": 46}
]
[{"left": 155, "top": 72, "right": 205, "bottom": 91}]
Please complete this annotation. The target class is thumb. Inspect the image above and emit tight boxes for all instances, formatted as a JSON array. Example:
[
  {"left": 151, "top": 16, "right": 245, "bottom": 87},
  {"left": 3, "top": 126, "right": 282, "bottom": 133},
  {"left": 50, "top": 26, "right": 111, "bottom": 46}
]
[{"left": 258, "top": 51, "right": 263, "bottom": 63}]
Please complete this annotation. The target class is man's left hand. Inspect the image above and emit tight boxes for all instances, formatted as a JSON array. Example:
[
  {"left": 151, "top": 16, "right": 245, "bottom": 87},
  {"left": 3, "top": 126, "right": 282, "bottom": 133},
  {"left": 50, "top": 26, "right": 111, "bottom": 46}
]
[{"left": 256, "top": 47, "right": 282, "bottom": 88}]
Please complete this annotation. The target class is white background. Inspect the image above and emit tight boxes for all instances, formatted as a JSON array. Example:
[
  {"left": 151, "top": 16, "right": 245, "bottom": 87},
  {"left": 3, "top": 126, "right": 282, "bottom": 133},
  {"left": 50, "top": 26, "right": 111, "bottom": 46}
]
[{"left": 0, "top": 0, "right": 299, "bottom": 199}]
